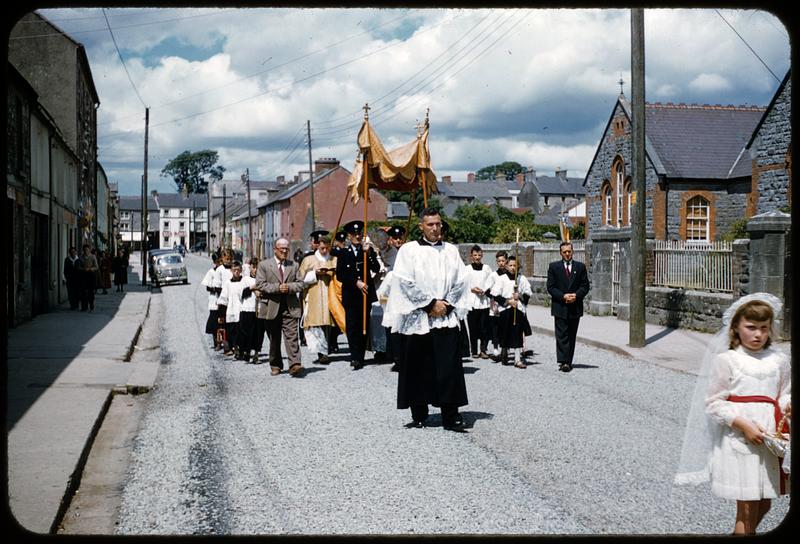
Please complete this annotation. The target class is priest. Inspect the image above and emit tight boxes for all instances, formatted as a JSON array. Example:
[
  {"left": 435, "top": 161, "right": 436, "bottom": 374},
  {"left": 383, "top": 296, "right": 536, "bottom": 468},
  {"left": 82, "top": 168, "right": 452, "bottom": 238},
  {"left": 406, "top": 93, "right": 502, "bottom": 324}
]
[{"left": 389, "top": 208, "right": 470, "bottom": 433}]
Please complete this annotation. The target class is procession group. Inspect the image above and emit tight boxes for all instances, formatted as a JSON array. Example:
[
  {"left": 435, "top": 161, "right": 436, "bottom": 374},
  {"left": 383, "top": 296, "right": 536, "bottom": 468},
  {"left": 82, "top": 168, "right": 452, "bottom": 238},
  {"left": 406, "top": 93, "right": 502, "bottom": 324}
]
[{"left": 200, "top": 208, "right": 590, "bottom": 432}]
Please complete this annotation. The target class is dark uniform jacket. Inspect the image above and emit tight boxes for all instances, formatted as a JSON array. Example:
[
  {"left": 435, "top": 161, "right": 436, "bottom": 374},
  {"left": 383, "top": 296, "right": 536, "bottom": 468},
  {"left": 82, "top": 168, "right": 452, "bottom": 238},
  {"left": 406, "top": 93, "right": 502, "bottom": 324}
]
[{"left": 336, "top": 244, "right": 381, "bottom": 307}]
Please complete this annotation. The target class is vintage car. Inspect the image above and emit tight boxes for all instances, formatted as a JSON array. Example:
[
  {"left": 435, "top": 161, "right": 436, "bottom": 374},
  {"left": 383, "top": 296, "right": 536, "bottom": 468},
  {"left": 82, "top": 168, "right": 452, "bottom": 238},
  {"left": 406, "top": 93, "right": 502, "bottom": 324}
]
[{"left": 153, "top": 252, "right": 188, "bottom": 286}]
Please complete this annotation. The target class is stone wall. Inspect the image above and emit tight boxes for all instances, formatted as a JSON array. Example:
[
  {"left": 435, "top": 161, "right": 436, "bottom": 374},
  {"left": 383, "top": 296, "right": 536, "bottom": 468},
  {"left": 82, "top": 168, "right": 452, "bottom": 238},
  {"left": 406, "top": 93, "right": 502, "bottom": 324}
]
[
  {"left": 754, "top": 77, "right": 791, "bottom": 214},
  {"left": 644, "top": 287, "right": 733, "bottom": 331}
]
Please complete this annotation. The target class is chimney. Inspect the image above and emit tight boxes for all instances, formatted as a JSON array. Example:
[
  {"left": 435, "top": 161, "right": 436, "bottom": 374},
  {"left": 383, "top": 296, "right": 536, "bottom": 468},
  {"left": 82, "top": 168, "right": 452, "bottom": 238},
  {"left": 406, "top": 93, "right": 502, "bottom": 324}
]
[
  {"left": 442, "top": 175, "right": 452, "bottom": 185},
  {"left": 314, "top": 157, "right": 340, "bottom": 174},
  {"left": 277, "top": 175, "right": 285, "bottom": 184},
  {"left": 150, "top": 189, "right": 158, "bottom": 197},
  {"left": 514, "top": 173, "right": 524, "bottom": 188},
  {"left": 555, "top": 167, "right": 567, "bottom": 182},
  {"left": 495, "top": 171, "right": 506, "bottom": 185},
  {"left": 525, "top": 167, "right": 536, "bottom": 184},
  {"left": 467, "top": 172, "right": 476, "bottom": 183}
]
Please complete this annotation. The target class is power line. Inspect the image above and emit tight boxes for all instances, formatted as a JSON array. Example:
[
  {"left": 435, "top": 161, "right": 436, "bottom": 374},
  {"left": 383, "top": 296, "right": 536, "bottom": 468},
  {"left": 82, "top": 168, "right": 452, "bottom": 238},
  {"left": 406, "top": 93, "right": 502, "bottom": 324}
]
[
  {"left": 714, "top": 9, "right": 781, "bottom": 84},
  {"left": 11, "top": 8, "right": 239, "bottom": 39},
  {"left": 102, "top": 8, "right": 147, "bottom": 108},
  {"left": 100, "top": 9, "right": 425, "bottom": 127}
]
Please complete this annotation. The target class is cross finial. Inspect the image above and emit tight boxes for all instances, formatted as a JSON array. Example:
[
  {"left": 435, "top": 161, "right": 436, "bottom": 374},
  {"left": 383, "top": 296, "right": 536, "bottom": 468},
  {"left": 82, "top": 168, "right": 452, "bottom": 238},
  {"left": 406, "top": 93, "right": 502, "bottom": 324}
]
[
  {"left": 618, "top": 76, "right": 625, "bottom": 96},
  {"left": 363, "top": 102, "right": 370, "bottom": 120},
  {"left": 414, "top": 119, "right": 423, "bottom": 137}
]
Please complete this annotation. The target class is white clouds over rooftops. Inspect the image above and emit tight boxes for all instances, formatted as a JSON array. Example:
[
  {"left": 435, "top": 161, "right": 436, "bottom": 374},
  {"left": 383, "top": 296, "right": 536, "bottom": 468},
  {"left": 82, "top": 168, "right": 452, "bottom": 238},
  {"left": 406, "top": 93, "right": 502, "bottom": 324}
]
[{"left": 30, "top": 7, "right": 789, "bottom": 196}]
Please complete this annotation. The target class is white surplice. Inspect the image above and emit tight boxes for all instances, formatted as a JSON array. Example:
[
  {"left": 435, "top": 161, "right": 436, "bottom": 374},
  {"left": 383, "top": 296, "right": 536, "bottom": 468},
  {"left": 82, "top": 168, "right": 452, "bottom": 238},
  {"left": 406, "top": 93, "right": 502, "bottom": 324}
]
[{"left": 387, "top": 240, "right": 468, "bottom": 335}]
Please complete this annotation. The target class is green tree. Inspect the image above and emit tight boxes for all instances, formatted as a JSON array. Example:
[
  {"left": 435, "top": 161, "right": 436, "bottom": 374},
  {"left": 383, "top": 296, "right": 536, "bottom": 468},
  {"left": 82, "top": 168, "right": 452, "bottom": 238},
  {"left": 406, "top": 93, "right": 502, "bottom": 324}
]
[
  {"left": 160, "top": 150, "right": 226, "bottom": 194},
  {"left": 449, "top": 203, "right": 497, "bottom": 244},
  {"left": 475, "top": 161, "right": 526, "bottom": 181},
  {"left": 380, "top": 189, "right": 442, "bottom": 217}
]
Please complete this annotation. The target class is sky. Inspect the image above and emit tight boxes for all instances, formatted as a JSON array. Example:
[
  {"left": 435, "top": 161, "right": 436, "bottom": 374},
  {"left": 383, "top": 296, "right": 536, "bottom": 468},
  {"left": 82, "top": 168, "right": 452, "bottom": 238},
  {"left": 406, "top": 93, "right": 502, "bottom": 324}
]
[{"left": 22, "top": 6, "right": 793, "bottom": 196}]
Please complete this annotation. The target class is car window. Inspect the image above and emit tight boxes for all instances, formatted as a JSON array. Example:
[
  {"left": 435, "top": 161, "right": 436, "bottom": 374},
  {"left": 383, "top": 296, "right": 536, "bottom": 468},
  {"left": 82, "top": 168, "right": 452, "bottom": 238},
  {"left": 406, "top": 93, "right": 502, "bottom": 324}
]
[{"left": 158, "top": 255, "right": 183, "bottom": 265}]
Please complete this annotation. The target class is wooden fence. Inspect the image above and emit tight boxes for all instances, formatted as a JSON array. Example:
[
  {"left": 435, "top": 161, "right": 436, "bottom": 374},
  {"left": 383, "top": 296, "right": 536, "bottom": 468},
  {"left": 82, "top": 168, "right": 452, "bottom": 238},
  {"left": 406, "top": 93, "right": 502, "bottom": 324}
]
[{"left": 652, "top": 240, "right": 734, "bottom": 293}]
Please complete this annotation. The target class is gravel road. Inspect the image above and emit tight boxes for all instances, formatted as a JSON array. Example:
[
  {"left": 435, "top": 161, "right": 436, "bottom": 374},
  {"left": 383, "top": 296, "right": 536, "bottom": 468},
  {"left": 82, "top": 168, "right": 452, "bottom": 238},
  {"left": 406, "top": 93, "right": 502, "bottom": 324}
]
[{"left": 115, "top": 254, "right": 789, "bottom": 535}]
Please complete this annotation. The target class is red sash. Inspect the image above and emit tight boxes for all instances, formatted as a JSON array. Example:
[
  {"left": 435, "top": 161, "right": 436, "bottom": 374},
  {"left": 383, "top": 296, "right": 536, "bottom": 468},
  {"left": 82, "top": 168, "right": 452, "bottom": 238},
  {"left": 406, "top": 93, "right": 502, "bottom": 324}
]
[{"left": 728, "top": 394, "right": 789, "bottom": 494}]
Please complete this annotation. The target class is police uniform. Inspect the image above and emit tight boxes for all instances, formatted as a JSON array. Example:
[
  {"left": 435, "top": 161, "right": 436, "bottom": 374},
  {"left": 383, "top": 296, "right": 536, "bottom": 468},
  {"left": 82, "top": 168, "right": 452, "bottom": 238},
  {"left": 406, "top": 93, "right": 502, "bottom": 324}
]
[{"left": 335, "top": 220, "right": 380, "bottom": 369}]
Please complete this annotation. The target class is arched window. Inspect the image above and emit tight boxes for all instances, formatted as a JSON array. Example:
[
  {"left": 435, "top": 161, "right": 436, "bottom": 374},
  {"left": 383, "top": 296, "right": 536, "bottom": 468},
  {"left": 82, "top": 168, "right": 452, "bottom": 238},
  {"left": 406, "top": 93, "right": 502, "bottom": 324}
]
[
  {"left": 602, "top": 182, "right": 612, "bottom": 225},
  {"left": 685, "top": 195, "right": 710, "bottom": 242},
  {"left": 611, "top": 157, "right": 625, "bottom": 226},
  {"left": 624, "top": 178, "right": 632, "bottom": 225}
]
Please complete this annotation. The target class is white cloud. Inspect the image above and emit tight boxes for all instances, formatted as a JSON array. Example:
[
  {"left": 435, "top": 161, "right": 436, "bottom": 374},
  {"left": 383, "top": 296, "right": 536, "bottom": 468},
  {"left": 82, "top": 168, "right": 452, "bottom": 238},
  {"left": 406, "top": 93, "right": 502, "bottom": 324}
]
[
  {"left": 33, "top": 7, "right": 790, "bottom": 197},
  {"left": 688, "top": 73, "right": 733, "bottom": 94}
]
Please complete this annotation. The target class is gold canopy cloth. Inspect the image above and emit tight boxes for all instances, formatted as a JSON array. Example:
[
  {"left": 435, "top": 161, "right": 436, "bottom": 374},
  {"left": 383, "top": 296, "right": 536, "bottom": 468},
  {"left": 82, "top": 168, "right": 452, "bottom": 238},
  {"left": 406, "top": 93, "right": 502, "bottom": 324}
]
[{"left": 347, "top": 120, "right": 438, "bottom": 202}]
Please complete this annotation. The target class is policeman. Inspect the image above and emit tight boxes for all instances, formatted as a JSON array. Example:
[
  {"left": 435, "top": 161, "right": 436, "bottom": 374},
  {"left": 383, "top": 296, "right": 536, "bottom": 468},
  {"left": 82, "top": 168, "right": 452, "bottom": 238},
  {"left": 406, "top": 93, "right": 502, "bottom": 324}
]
[{"left": 335, "top": 220, "right": 380, "bottom": 370}]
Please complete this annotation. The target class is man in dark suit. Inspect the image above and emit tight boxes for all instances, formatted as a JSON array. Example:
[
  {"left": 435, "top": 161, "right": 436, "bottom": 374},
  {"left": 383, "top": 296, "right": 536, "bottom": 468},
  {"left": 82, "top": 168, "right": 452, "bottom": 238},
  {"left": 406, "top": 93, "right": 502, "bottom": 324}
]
[
  {"left": 335, "top": 220, "right": 380, "bottom": 370},
  {"left": 255, "top": 238, "right": 306, "bottom": 377},
  {"left": 546, "top": 241, "right": 590, "bottom": 372}
]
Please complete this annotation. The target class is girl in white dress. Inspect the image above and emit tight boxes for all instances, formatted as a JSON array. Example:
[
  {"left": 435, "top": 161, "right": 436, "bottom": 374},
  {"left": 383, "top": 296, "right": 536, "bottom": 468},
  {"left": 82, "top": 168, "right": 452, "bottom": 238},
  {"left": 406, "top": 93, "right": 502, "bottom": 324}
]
[{"left": 676, "top": 293, "right": 790, "bottom": 535}]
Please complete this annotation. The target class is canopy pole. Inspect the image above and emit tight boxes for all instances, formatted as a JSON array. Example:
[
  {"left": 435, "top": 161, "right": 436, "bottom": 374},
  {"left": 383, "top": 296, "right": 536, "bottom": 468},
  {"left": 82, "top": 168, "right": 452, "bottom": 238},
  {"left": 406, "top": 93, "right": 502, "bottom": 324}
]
[
  {"left": 362, "top": 151, "right": 369, "bottom": 335},
  {"left": 405, "top": 188, "right": 417, "bottom": 242},
  {"left": 420, "top": 169, "right": 428, "bottom": 208}
]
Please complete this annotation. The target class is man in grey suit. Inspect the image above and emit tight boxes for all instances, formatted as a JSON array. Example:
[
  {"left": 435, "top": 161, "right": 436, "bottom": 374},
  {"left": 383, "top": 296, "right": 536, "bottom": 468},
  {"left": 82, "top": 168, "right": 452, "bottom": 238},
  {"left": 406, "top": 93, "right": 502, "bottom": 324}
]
[
  {"left": 546, "top": 241, "right": 590, "bottom": 373},
  {"left": 256, "top": 238, "right": 306, "bottom": 377}
]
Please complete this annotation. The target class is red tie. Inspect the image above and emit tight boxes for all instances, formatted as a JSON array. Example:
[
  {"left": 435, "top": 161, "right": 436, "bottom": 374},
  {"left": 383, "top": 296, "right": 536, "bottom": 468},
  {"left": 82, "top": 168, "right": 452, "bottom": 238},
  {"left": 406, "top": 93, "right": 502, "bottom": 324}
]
[
  {"left": 279, "top": 262, "right": 284, "bottom": 282},
  {"left": 565, "top": 263, "right": 571, "bottom": 280}
]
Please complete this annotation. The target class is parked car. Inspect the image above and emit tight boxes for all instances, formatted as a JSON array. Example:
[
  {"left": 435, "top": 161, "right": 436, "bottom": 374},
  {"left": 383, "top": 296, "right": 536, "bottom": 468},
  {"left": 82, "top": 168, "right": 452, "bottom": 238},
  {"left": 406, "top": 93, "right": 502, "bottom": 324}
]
[
  {"left": 147, "top": 248, "right": 173, "bottom": 279},
  {"left": 153, "top": 253, "right": 188, "bottom": 287}
]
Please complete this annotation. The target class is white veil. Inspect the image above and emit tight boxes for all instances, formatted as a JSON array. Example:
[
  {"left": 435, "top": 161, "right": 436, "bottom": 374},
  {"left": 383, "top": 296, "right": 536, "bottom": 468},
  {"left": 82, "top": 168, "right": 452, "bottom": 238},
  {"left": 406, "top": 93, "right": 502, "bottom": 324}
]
[{"left": 674, "top": 292, "right": 783, "bottom": 485}]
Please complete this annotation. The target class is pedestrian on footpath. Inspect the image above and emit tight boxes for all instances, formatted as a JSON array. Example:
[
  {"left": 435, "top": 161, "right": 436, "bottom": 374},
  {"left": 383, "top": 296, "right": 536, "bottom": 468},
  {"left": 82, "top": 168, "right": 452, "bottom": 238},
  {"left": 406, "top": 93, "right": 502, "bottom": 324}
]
[
  {"left": 63, "top": 246, "right": 81, "bottom": 310},
  {"left": 99, "top": 251, "right": 112, "bottom": 294},
  {"left": 201, "top": 255, "right": 222, "bottom": 348},
  {"left": 298, "top": 235, "right": 337, "bottom": 365},
  {"left": 79, "top": 244, "right": 99, "bottom": 311},
  {"left": 675, "top": 293, "right": 791, "bottom": 536},
  {"left": 390, "top": 208, "right": 470, "bottom": 433},
  {"left": 464, "top": 244, "right": 492, "bottom": 359},
  {"left": 546, "top": 241, "right": 590, "bottom": 372},
  {"left": 255, "top": 238, "right": 305, "bottom": 377},
  {"left": 112, "top": 249, "right": 128, "bottom": 292}
]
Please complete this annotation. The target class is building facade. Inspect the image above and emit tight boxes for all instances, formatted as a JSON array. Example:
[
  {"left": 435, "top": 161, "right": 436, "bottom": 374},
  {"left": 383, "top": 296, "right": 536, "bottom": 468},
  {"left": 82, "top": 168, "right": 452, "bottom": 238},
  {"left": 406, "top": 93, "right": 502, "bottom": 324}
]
[{"left": 583, "top": 94, "right": 765, "bottom": 242}]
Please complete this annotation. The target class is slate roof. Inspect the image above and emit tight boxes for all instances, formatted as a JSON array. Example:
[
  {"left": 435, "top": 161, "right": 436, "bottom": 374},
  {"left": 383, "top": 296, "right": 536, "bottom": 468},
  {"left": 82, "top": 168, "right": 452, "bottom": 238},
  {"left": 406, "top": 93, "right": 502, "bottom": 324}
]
[
  {"left": 437, "top": 182, "right": 512, "bottom": 199},
  {"left": 118, "top": 195, "right": 157, "bottom": 211},
  {"left": 387, "top": 201, "right": 409, "bottom": 218},
  {"left": 155, "top": 193, "right": 208, "bottom": 209},
  {"left": 534, "top": 175, "right": 586, "bottom": 196},
  {"left": 644, "top": 102, "right": 763, "bottom": 179},
  {"left": 612, "top": 97, "right": 764, "bottom": 181},
  {"left": 268, "top": 166, "right": 349, "bottom": 204}
]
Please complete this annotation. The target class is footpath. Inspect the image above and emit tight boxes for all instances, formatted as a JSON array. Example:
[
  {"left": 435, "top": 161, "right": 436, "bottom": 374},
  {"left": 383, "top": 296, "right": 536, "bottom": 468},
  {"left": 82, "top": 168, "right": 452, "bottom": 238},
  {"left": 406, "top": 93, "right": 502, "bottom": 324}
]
[
  {"left": 8, "top": 259, "right": 771, "bottom": 535},
  {"left": 6, "top": 254, "right": 156, "bottom": 535}
]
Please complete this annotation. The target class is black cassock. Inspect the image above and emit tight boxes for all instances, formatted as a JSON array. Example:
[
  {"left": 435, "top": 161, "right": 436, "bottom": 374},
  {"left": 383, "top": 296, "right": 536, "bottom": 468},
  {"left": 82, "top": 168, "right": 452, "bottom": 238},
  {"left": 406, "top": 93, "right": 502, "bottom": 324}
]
[{"left": 397, "top": 327, "right": 469, "bottom": 409}]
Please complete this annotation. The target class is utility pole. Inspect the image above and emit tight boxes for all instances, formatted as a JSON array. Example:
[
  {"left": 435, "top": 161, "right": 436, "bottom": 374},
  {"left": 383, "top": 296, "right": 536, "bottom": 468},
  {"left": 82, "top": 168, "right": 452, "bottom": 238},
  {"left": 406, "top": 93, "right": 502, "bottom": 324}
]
[
  {"left": 207, "top": 184, "right": 211, "bottom": 255},
  {"left": 307, "top": 120, "right": 316, "bottom": 231},
  {"left": 142, "top": 106, "right": 149, "bottom": 286},
  {"left": 243, "top": 168, "right": 253, "bottom": 259},
  {"left": 629, "top": 9, "right": 646, "bottom": 347}
]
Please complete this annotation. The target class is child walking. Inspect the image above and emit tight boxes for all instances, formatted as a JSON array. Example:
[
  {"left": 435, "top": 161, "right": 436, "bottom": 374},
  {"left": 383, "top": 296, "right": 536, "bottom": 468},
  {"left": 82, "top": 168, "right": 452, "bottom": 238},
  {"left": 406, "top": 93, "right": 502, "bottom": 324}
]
[{"left": 675, "top": 293, "right": 790, "bottom": 535}]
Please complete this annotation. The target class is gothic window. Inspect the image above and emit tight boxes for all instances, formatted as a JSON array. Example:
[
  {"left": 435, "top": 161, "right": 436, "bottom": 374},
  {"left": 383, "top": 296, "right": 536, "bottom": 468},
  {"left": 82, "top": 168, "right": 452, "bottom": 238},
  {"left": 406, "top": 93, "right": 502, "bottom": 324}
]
[
  {"left": 685, "top": 195, "right": 710, "bottom": 242},
  {"left": 602, "top": 182, "right": 612, "bottom": 225},
  {"left": 624, "top": 179, "right": 632, "bottom": 225},
  {"left": 612, "top": 158, "right": 625, "bottom": 226}
]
